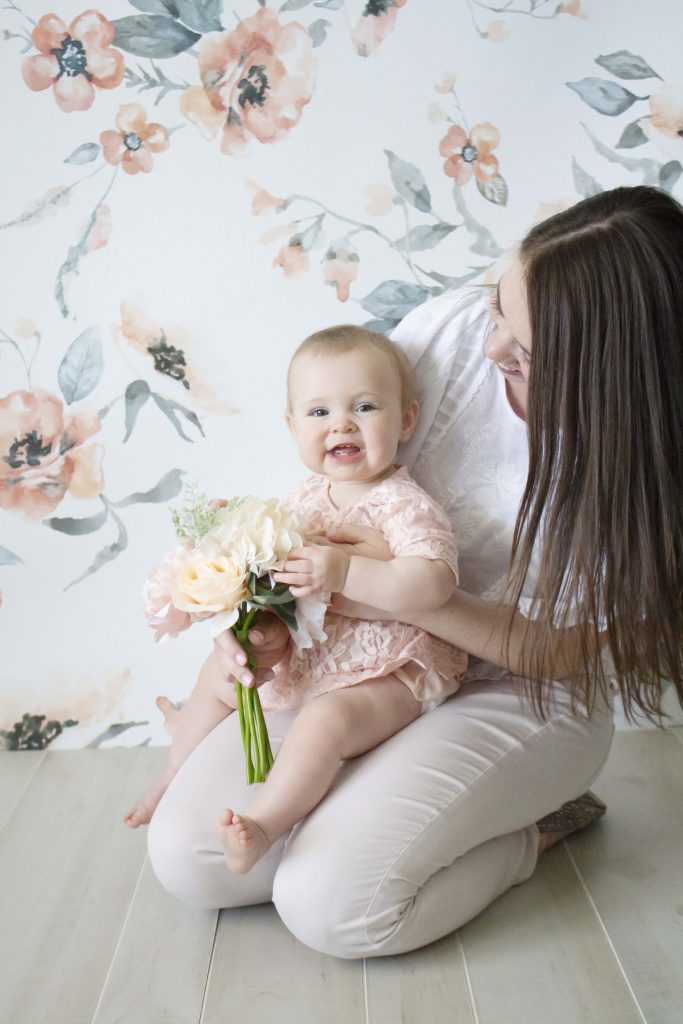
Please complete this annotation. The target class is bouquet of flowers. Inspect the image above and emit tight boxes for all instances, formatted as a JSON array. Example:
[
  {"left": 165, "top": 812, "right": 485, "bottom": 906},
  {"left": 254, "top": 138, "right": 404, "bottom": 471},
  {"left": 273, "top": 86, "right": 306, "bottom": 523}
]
[{"left": 143, "top": 484, "right": 326, "bottom": 783}]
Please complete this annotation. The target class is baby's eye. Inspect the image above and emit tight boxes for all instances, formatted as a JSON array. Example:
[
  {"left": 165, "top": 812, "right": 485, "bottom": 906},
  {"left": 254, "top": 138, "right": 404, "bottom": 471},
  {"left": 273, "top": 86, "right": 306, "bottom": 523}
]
[
  {"left": 356, "top": 403, "right": 376, "bottom": 413},
  {"left": 308, "top": 408, "right": 328, "bottom": 417}
]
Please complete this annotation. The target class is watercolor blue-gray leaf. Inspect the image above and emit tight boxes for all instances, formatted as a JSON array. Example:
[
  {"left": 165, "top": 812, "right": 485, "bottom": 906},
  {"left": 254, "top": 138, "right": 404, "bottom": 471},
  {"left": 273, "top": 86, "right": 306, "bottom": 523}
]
[
  {"left": 659, "top": 161, "right": 682, "bottom": 193},
  {"left": 44, "top": 506, "right": 109, "bottom": 536},
  {"left": 360, "top": 280, "right": 432, "bottom": 320},
  {"left": 174, "top": 0, "right": 223, "bottom": 33},
  {"left": 112, "top": 14, "right": 200, "bottom": 57},
  {"left": 0, "top": 546, "right": 23, "bottom": 566},
  {"left": 567, "top": 78, "right": 639, "bottom": 117},
  {"left": 309, "top": 18, "right": 332, "bottom": 46},
  {"left": 58, "top": 327, "right": 103, "bottom": 404},
  {"left": 64, "top": 143, "right": 101, "bottom": 166},
  {"left": 123, "top": 380, "right": 151, "bottom": 442},
  {"left": 572, "top": 157, "right": 603, "bottom": 198},
  {"left": 128, "top": 0, "right": 181, "bottom": 16},
  {"left": 396, "top": 223, "right": 457, "bottom": 251},
  {"left": 595, "top": 51, "right": 660, "bottom": 81},
  {"left": 384, "top": 151, "right": 432, "bottom": 213},
  {"left": 616, "top": 120, "right": 649, "bottom": 149},
  {"left": 476, "top": 174, "right": 508, "bottom": 207},
  {"left": 110, "top": 468, "right": 185, "bottom": 508}
]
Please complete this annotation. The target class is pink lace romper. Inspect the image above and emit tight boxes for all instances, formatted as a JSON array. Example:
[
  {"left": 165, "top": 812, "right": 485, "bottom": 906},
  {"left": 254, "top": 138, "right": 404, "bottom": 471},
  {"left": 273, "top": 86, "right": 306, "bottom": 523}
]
[{"left": 258, "top": 466, "right": 468, "bottom": 713}]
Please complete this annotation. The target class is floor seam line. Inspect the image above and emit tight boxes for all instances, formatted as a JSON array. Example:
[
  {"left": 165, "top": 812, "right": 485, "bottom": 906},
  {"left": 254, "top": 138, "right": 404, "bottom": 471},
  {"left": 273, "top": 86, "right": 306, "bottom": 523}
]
[
  {"left": 89, "top": 850, "right": 149, "bottom": 1024},
  {"left": 197, "top": 910, "right": 221, "bottom": 1024},
  {"left": 563, "top": 841, "right": 650, "bottom": 1024},
  {"left": 457, "top": 931, "right": 481, "bottom": 1024}
]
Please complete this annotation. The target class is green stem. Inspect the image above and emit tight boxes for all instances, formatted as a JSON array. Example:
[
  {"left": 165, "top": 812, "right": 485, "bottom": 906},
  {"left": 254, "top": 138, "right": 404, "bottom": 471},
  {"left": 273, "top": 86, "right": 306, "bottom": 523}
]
[{"left": 232, "top": 605, "right": 274, "bottom": 784}]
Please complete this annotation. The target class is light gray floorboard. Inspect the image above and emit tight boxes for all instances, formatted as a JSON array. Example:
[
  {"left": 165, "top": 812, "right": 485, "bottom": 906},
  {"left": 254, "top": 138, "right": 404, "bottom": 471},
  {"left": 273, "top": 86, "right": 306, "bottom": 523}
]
[
  {"left": 0, "top": 748, "right": 166, "bottom": 1024},
  {"left": 91, "top": 858, "right": 218, "bottom": 1024},
  {"left": 0, "top": 750, "right": 45, "bottom": 830},
  {"left": 201, "top": 903, "right": 366, "bottom": 1024},
  {"left": 364, "top": 930, "right": 477, "bottom": 1024},
  {"left": 567, "top": 729, "right": 683, "bottom": 1024},
  {"left": 459, "top": 842, "right": 645, "bottom": 1024}
]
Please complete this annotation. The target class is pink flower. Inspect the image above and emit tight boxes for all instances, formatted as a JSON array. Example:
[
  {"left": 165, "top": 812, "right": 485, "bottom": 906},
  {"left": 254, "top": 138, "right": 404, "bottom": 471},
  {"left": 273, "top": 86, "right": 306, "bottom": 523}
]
[
  {"left": 361, "top": 183, "right": 395, "bottom": 215},
  {"left": 100, "top": 104, "right": 170, "bottom": 175},
  {"left": 649, "top": 83, "right": 683, "bottom": 139},
  {"left": 0, "top": 389, "right": 104, "bottom": 520},
  {"left": 22, "top": 10, "right": 124, "bottom": 113},
  {"left": 350, "top": 0, "right": 409, "bottom": 57},
  {"left": 180, "top": 7, "right": 316, "bottom": 156},
  {"left": 143, "top": 548, "right": 194, "bottom": 642},
  {"left": 245, "top": 178, "right": 288, "bottom": 215},
  {"left": 439, "top": 122, "right": 500, "bottom": 186},
  {"left": 273, "top": 241, "right": 309, "bottom": 277},
  {"left": 557, "top": 0, "right": 589, "bottom": 19},
  {"left": 323, "top": 243, "right": 359, "bottom": 302},
  {"left": 486, "top": 20, "right": 510, "bottom": 42}
]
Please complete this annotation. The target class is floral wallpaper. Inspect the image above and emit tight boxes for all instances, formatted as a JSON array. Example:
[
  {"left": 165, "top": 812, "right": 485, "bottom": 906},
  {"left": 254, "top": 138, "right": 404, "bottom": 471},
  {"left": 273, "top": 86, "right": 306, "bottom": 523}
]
[{"left": 1, "top": 0, "right": 681, "bottom": 748}]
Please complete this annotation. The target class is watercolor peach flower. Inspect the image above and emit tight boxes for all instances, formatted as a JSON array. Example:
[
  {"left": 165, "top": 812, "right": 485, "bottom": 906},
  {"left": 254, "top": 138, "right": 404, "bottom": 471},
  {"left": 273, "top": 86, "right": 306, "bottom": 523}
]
[
  {"left": 348, "top": 0, "right": 409, "bottom": 58},
  {"left": 439, "top": 123, "right": 500, "bottom": 186},
  {"left": 118, "top": 300, "right": 237, "bottom": 414},
  {"left": 245, "top": 179, "right": 288, "bottom": 215},
  {"left": 100, "top": 104, "right": 170, "bottom": 175},
  {"left": 0, "top": 389, "right": 104, "bottom": 521},
  {"left": 180, "top": 7, "right": 316, "bottom": 156},
  {"left": 21, "top": 10, "right": 124, "bottom": 113},
  {"left": 323, "top": 243, "right": 360, "bottom": 302},
  {"left": 273, "top": 241, "right": 309, "bottom": 277},
  {"left": 649, "top": 83, "right": 683, "bottom": 139}
]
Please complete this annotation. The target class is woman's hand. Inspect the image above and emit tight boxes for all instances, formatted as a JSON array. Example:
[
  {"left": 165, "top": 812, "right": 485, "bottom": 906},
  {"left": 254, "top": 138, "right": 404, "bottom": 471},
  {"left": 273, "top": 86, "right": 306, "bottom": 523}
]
[
  {"left": 213, "top": 612, "right": 291, "bottom": 688},
  {"left": 313, "top": 523, "right": 392, "bottom": 561}
]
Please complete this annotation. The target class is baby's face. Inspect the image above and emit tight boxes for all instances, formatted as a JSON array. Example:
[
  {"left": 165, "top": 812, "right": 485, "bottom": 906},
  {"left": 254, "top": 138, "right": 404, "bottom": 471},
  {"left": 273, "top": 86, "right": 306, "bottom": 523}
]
[{"left": 287, "top": 347, "right": 417, "bottom": 484}]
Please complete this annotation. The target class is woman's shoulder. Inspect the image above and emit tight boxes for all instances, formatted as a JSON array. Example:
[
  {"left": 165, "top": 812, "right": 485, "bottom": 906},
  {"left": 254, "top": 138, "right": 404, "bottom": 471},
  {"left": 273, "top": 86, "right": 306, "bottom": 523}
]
[{"left": 390, "top": 285, "right": 491, "bottom": 371}]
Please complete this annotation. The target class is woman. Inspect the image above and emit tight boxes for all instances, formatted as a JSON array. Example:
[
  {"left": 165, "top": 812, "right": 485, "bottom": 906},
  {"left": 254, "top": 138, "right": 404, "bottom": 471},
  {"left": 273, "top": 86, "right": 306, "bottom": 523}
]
[{"left": 147, "top": 186, "right": 683, "bottom": 957}]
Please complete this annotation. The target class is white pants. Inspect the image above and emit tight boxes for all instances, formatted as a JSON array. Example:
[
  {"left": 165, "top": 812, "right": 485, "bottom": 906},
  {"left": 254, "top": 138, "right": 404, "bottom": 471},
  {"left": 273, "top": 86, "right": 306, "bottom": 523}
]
[{"left": 147, "top": 673, "right": 614, "bottom": 958}]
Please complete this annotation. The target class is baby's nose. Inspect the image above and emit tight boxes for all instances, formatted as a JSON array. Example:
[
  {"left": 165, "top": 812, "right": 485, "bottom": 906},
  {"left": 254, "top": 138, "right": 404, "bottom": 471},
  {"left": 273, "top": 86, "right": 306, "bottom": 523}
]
[{"left": 331, "top": 418, "right": 357, "bottom": 433}]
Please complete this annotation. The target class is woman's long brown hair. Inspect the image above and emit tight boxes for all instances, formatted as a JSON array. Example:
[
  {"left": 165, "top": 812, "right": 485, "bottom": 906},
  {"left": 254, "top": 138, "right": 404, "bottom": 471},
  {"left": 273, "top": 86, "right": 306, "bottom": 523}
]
[{"left": 506, "top": 186, "right": 683, "bottom": 722}]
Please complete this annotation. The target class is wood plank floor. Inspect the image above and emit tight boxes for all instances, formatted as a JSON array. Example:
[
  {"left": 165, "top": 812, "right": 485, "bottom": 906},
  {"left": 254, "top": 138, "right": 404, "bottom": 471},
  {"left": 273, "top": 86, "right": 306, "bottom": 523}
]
[{"left": 1, "top": 730, "right": 681, "bottom": 1024}]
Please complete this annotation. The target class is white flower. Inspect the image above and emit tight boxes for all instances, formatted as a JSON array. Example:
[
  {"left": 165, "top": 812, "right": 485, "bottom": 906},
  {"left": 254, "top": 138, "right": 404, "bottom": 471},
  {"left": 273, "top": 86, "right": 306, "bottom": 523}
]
[
  {"left": 290, "top": 593, "right": 329, "bottom": 651},
  {"left": 201, "top": 497, "right": 305, "bottom": 575}
]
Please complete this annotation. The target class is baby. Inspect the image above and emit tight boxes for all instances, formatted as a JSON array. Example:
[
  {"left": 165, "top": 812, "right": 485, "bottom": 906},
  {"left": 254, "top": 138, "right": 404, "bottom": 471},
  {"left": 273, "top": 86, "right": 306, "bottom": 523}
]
[{"left": 125, "top": 325, "right": 467, "bottom": 875}]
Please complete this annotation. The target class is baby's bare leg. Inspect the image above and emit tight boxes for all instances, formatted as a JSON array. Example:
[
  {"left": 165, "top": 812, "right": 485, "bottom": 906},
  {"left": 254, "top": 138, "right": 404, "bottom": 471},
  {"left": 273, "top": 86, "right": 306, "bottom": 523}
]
[
  {"left": 124, "top": 651, "right": 237, "bottom": 828},
  {"left": 217, "top": 675, "right": 420, "bottom": 873}
]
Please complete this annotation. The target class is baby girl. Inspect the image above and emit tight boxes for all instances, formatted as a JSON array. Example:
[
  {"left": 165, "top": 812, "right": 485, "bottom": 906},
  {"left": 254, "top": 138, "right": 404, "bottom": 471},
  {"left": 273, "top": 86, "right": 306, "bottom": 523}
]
[{"left": 125, "top": 325, "right": 467, "bottom": 875}]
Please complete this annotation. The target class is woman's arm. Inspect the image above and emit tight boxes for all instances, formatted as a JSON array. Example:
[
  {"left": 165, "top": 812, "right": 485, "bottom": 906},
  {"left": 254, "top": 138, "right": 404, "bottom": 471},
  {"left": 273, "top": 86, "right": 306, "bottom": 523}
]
[{"left": 334, "top": 587, "right": 602, "bottom": 682}]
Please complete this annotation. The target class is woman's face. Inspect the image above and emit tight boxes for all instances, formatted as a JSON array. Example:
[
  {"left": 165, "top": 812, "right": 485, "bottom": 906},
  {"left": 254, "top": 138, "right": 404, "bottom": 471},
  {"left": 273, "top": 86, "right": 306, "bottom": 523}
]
[{"left": 484, "top": 258, "right": 533, "bottom": 385}]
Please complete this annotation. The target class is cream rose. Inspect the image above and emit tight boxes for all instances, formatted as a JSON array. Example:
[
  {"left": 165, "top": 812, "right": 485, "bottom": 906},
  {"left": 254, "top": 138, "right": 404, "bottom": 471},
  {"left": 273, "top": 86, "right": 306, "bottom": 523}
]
[
  {"left": 171, "top": 550, "right": 248, "bottom": 616},
  {"left": 201, "top": 497, "right": 304, "bottom": 575}
]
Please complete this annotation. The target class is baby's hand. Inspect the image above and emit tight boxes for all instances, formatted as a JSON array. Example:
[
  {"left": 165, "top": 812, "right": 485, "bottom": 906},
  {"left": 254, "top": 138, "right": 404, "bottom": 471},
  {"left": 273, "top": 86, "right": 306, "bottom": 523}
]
[{"left": 274, "top": 544, "right": 350, "bottom": 598}]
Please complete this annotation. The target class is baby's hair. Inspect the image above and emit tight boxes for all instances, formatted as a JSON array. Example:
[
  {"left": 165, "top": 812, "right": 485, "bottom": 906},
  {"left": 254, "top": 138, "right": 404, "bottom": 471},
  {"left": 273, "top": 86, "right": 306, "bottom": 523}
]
[{"left": 287, "top": 324, "right": 416, "bottom": 411}]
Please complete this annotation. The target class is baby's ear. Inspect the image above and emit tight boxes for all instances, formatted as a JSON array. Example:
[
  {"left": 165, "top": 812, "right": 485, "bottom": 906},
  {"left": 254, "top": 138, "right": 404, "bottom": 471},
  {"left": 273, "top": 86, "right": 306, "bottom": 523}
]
[
  {"left": 285, "top": 410, "right": 296, "bottom": 437},
  {"left": 399, "top": 400, "right": 419, "bottom": 442}
]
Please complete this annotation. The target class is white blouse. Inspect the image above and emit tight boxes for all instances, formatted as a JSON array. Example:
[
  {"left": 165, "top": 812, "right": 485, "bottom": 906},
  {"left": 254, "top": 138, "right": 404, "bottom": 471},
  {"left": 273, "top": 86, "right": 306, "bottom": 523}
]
[{"left": 394, "top": 286, "right": 537, "bottom": 611}]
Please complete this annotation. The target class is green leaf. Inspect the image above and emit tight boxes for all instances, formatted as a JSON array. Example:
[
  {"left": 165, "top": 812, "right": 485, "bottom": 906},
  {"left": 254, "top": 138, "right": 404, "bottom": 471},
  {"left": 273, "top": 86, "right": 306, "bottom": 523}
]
[
  {"left": 385, "top": 150, "right": 431, "bottom": 213},
  {"left": 44, "top": 507, "right": 108, "bottom": 536},
  {"left": 616, "top": 119, "right": 649, "bottom": 149},
  {"left": 58, "top": 327, "right": 103, "bottom": 404},
  {"left": 152, "top": 393, "right": 204, "bottom": 441},
  {"left": 475, "top": 173, "right": 508, "bottom": 206},
  {"left": 64, "top": 143, "right": 101, "bottom": 165},
  {"left": 595, "top": 51, "right": 660, "bottom": 81},
  {"left": 112, "top": 14, "right": 200, "bottom": 57},
  {"left": 567, "top": 78, "right": 639, "bottom": 117},
  {"left": 123, "top": 379, "right": 151, "bottom": 441},
  {"left": 271, "top": 603, "right": 298, "bottom": 631},
  {"left": 0, "top": 546, "right": 23, "bottom": 566},
  {"left": 395, "top": 223, "right": 457, "bottom": 251},
  {"left": 111, "top": 468, "right": 186, "bottom": 508}
]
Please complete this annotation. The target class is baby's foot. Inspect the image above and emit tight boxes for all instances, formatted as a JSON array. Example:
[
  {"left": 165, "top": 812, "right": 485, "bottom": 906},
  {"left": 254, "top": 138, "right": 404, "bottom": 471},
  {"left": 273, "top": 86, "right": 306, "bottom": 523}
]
[
  {"left": 156, "top": 696, "right": 182, "bottom": 738},
  {"left": 123, "top": 765, "right": 176, "bottom": 829},
  {"left": 216, "top": 808, "right": 272, "bottom": 874}
]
